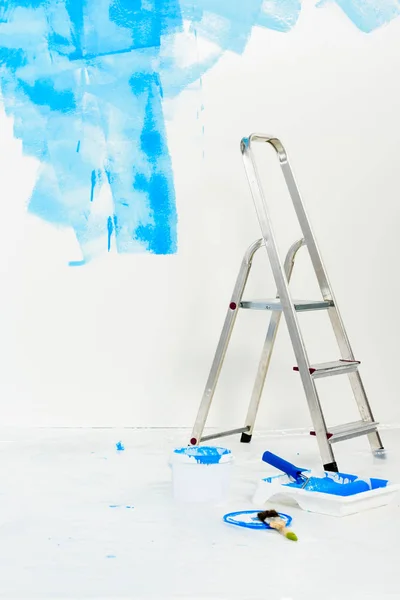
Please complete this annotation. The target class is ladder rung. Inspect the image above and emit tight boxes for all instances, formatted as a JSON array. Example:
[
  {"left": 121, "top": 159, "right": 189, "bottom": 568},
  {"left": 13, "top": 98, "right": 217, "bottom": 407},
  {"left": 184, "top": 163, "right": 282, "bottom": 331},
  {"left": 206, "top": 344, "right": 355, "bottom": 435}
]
[
  {"left": 192, "top": 426, "right": 250, "bottom": 444},
  {"left": 310, "top": 420, "right": 379, "bottom": 443},
  {"left": 240, "top": 299, "right": 334, "bottom": 312},
  {"left": 293, "top": 359, "right": 360, "bottom": 379}
]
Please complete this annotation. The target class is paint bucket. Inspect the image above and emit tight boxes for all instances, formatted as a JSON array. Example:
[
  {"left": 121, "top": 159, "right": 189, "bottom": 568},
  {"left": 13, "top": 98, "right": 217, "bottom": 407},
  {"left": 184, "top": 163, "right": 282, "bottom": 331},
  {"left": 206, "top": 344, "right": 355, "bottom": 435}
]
[{"left": 170, "top": 446, "right": 234, "bottom": 503}]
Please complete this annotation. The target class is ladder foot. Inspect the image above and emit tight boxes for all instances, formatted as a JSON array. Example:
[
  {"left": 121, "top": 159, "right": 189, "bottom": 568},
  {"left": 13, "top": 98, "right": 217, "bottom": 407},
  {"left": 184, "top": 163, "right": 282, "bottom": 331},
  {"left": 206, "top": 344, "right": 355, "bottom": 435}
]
[
  {"left": 240, "top": 432, "right": 252, "bottom": 443},
  {"left": 373, "top": 448, "right": 386, "bottom": 459},
  {"left": 323, "top": 461, "right": 338, "bottom": 473}
]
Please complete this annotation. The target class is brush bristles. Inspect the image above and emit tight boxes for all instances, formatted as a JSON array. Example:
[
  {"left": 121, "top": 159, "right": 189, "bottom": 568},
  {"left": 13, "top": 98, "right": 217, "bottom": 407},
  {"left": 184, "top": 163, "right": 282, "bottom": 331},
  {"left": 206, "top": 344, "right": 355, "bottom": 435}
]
[{"left": 257, "top": 509, "right": 279, "bottom": 521}]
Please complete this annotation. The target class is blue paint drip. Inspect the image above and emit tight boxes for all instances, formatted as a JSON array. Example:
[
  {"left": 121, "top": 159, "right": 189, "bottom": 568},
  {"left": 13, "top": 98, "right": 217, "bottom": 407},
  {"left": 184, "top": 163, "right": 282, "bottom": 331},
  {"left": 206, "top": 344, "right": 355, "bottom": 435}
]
[
  {"left": 68, "top": 259, "right": 86, "bottom": 267},
  {"left": 107, "top": 216, "right": 114, "bottom": 251},
  {"left": 76, "top": 140, "right": 80, "bottom": 152},
  {"left": 317, "top": 0, "right": 400, "bottom": 33},
  {"left": 116, "top": 440, "right": 125, "bottom": 451},
  {"left": 90, "top": 170, "right": 96, "bottom": 202}
]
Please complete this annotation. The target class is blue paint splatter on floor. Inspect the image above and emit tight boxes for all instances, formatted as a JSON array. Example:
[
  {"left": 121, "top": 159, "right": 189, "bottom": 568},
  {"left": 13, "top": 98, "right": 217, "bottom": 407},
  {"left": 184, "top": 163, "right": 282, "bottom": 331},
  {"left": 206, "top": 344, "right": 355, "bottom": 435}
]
[
  {"left": 0, "top": 1, "right": 396, "bottom": 263},
  {"left": 115, "top": 440, "right": 125, "bottom": 451}
]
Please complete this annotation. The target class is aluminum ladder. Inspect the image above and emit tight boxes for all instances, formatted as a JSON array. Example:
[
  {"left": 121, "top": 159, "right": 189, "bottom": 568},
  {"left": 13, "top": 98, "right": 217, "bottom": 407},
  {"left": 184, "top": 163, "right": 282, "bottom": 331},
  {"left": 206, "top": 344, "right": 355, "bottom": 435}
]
[{"left": 189, "top": 134, "right": 384, "bottom": 472}]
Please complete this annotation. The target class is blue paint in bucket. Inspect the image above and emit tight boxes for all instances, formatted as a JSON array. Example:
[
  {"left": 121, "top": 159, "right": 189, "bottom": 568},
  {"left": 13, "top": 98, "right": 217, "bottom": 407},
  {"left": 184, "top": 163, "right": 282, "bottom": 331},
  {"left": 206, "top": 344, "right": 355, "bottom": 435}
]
[{"left": 173, "top": 446, "right": 232, "bottom": 464}]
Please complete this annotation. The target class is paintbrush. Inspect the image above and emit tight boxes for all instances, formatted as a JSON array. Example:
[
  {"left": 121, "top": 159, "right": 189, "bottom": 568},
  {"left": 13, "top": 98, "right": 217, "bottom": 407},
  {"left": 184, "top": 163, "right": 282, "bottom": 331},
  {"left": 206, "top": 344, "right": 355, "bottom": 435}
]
[{"left": 257, "top": 510, "right": 298, "bottom": 541}]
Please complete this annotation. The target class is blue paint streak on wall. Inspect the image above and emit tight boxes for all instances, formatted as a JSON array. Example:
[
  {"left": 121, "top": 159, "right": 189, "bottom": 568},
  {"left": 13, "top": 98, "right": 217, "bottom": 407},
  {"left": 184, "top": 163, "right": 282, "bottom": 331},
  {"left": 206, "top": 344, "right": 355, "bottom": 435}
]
[
  {"left": 180, "top": 0, "right": 265, "bottom": 54},
  {"left": 69, "top": 259, "right": 86, "bottom": 266},
  {"left": 1, "top": 1, "right": 394, "bottom": 263},
  {"left": 160, "top": 0, "right": 301, "bottom": 97},
  {"left": 90, "top": 170, "right": 96, "bottom": 203},
  {"left": 318, "top": 0, "right": 400, "bottom": 33},
  {"left": 107, "top": 215, "right": 113, "bottom": 251},
  {"left": 64, "top": 0, "right": 85, "bottom": 59},
  {"left": 257, "top": 0, "right": 302, "bottom": 32},
  {"left": 179, "top": 0, "right": 301, "bottom": 55},
  {"left": 133, "top": 74, "right": 177, "bottom": 254},
  {"left": 19, "top": 78, "right": 76, "bottom": 112}
]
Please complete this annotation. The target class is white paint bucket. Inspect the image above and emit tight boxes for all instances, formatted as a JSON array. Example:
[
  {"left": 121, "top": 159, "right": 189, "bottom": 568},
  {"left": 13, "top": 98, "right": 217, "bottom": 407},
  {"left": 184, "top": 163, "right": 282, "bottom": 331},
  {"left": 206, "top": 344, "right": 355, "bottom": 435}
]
[{"left": 170, "top": 446, "right": 234, "bottom": 503}]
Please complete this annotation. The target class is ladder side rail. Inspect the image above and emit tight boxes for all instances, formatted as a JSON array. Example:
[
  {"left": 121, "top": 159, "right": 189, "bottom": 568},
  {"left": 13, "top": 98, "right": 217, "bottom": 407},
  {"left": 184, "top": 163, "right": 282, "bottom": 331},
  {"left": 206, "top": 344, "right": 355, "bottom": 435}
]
[
  {"left": 274, "top": 140, "right": 381, "bottom": 440},
  {"left": 246, "top": 134, "right": 355, "bottom": 361},
  {"left": 189, "top": 239, "right": 264, "bottom": 445},
  {"left": 280, "top": 154, "right": 355, "bottom": 360}
]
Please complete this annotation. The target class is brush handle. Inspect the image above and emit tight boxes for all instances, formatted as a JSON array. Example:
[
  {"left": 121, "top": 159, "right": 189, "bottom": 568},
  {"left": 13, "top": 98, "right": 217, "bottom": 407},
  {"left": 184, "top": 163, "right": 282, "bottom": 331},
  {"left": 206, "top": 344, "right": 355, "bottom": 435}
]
[
  {"left": 268, "top": 519, "right": 286, "bottom": 533},
  {"left": 268, "top": 518, "right": 298, "bottom": 541},
  {"left": 262, "top": 451, "right": 306, "bottom": 483}
]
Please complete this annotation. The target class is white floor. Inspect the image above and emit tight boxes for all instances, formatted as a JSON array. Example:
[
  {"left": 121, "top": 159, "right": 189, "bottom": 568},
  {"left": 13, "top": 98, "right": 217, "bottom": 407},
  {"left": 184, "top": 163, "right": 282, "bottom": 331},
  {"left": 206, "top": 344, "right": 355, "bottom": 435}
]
[{"left": 0, "top": 427, "right": 398, "bottom": 600}]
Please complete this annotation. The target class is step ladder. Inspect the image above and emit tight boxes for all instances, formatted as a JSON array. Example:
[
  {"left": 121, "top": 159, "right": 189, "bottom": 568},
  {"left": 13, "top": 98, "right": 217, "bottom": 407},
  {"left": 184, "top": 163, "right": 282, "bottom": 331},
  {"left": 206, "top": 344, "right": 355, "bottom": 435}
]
[{"left": 189, "top": 134, "right": 384, "bottom": 472}]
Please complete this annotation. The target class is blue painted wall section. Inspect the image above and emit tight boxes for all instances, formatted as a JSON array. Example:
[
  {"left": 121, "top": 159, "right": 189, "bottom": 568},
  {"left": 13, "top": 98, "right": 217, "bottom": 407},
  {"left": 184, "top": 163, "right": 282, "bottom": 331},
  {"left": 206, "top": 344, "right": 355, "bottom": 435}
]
[
  {"left": 317, "top": 0, "right": 400, "bottom": 33},
  {"left": 0, "top": 0, "right": 182, "bottom": 261},
  {"left": 0, "top": 1, "right": 398, "bottom": 263}
]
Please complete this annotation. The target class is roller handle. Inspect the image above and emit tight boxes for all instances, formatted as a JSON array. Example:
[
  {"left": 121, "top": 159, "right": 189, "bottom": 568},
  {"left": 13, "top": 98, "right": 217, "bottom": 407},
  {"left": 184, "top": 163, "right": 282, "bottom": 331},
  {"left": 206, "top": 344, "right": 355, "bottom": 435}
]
[{"left": 262, "top": 451, "right": 306, "bottom": 483}]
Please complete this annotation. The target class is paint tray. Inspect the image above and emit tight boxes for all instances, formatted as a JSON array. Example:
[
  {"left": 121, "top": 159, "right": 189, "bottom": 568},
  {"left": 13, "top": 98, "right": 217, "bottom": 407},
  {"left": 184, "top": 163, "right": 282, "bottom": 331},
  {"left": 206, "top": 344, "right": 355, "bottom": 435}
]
[{"left": 252, "top": 452, "right": 400, "bottom": 517}]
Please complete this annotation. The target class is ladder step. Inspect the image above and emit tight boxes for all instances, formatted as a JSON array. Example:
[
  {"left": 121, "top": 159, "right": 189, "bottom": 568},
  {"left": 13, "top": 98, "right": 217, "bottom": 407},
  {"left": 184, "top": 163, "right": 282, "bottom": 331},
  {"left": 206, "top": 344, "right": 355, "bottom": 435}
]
[
  {"left": 293, "top": 359, "right": 360, "bottom": 379},
  {"left": 191, "top": 426, "right": 250, "bottom": 445},
  {"left": 240, "top": 299, "right": 334, "bottom": 312},
  {"left": 310, "top": 420, "right": 379, "bottom": 443}
]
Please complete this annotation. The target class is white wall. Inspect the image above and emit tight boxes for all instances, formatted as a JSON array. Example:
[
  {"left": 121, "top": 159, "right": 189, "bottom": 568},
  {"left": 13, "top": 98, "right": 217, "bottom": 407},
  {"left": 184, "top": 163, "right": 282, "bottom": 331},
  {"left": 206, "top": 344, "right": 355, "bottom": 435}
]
[{"left": 1, "top": 2, "right": 400, "bottom": 430}]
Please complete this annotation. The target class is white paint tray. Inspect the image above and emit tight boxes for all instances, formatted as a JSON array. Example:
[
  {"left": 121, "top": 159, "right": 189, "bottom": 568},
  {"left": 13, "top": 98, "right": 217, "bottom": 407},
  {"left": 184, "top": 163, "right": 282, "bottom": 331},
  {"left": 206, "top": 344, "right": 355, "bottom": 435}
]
[{"left": 252, "top": 471, "right": 400, "bottom": 517}]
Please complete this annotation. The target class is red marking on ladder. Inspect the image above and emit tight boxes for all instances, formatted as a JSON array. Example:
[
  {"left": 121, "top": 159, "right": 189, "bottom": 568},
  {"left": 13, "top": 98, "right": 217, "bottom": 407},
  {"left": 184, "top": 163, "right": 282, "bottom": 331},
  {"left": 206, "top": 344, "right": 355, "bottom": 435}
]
[
  {"left": 310, "top": 431, "right": 333, "bottom": 439},
  {"left": 190, "top": 438, "right": 197, "bottom": 445},
  {"left": 293, "top": 360, "right": 360, "bottom": 374},
  {"left": 229, "top": 302, "right": 237, "bottom": 310},
  {"left": 293, "top": 366, "right": 316, "bottom": 374}
]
